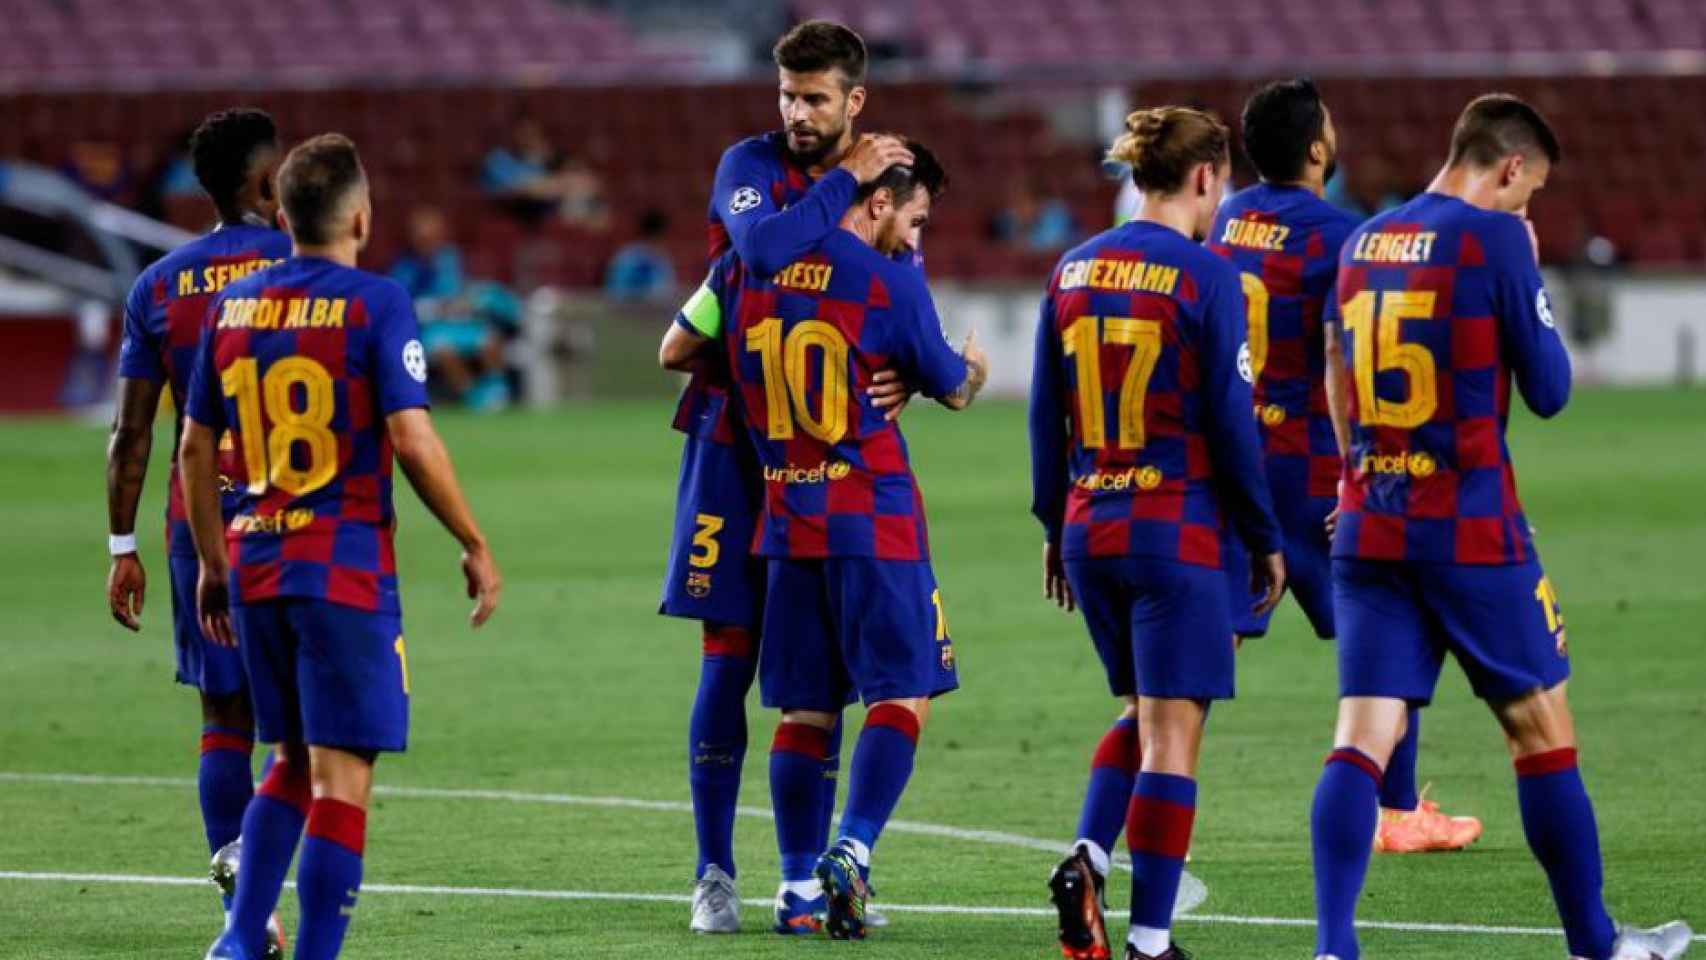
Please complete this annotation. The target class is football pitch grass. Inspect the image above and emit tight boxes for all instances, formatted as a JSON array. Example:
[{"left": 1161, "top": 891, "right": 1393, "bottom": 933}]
[{"left": 1, "top": 390, "right": 1702, "bottom": 959}]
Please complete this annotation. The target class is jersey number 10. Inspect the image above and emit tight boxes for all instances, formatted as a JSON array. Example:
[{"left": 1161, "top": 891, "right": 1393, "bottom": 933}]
[
  {"left": 220, "top": 356, "right": 339, "bottom": 497},
  {"left": 745, "top": 316, "right": 851, "bottom": 445}
]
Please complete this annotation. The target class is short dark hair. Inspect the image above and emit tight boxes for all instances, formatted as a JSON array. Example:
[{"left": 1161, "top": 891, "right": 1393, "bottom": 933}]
[
  {"left": 773, "top": 20, "right": 868, "bottom": 88},
  {"left": 1107, "top": 106, "right": 1230, "bottom": 195},
  {"left": 1448, "top": 93, "right": 1562, "bottom": 169},
  {"left": 276, "top": 133, "right": 367, "bottom": 246},
  {"left": 1241, "top": 78, "right": 1327, "bottom": 183},
  {"left": 854, "top": 138, "right": 948, "bottom": 206},
  {"left": 189, "top": 108, "right": 278, "bottom": 209}
]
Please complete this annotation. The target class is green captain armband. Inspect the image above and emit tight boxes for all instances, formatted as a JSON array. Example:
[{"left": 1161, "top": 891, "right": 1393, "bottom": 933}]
[{"left": 677, "top": 281, "right": 722, "bottom": 338}]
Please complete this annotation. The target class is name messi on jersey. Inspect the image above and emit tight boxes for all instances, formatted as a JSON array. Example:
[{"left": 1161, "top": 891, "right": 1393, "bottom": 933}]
[
  {"left": 1351, "top": 231, "right": 1438, "bottom": 264},
  {"left": 1058, "top": 258, "right": 1180, "bottom": 295},
  {"left": 216, "top": 296, "right": 349, "bottom": 331},
  {"left": 176, "top": 259, "right": 284, "bottom": 296},
  {"left": 1218, "top": 218, "right": 1290, "bottom": 252},
  {"left": 772, "top": 261, "right": 832, "bottom": 293}
]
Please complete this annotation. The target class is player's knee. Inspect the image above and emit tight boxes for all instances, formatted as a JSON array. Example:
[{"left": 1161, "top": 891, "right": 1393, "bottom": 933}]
[
  {"left": 779, "top": 709, "right": 837, "bottom": 730},
  {"left": 1117, "top": 696, "right": 1140, "bottom": 720},
  {"left": 199, "top": 690, "right": 254, "bottom": 734},
  {"left": 307, "top": 745, "right": 376, "bottom": 808},
  {"left": 1492, "top": 683, "right": 1576, "bottom": 758}
]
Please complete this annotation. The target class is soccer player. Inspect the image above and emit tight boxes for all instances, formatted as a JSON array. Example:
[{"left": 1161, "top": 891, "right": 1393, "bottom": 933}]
[
  {"left": 657, "top": 19, "right": 912, "bottom": 934},
  {"left": 665, "top": 142, "right": 986, "bottom": 940},
  {"left": 1031, "top": 107, "right": 1286, "bottom": 960},
  {"left": 1207, "top": 78, "right": 1480, "bottom": 853},
  {"left": 1308, "top": 94, "right": 1691, "bottom": 960},
  {"left": 182, "top": 133, "right": 501, "bottom": 960},
  {"left": 105, "top": 107, "right": 291, "bottom": 957}
]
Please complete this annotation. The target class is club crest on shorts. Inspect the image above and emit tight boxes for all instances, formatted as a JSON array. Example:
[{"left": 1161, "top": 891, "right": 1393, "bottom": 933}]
[{"left": 685, "top": 571, "right": 712, "bottom": 598}]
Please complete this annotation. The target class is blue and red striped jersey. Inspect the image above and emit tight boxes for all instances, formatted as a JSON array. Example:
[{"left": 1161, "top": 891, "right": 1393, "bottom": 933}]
[
  {"left": 1029, "top": 220, "right": 1281, "bottom": 568},
  {"left": 184, "top": 256, "right": 431, "bottom": 613},
  {"left": 117, "top": 224, "right": 291, "bottom": 553},
  {"left": 1329, "top": 192, "right": 1570, "bottom": 565},
  {"left": 1207, "top": 183, "right": 1358, "bottom": 504},
  {"left": 710, "top": 234, "right": 968, "bottom": 561}
]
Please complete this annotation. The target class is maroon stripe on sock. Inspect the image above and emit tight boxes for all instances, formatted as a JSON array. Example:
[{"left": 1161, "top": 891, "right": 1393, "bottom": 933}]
[
  {"left": 1090, "top": 721, "right": 1139, "bottom": 772},
  {"left": 1126, "top": 793, "right": 1196, "bottom": 859},
  {"left": 771, "top": 722, "right": 831, "bottom": 759},
  {"left": 306, "top": 798, "right": 367, "bottom": 856},
  {"left": 1325, "top": 748, "right": 1384, "bottom": 786},
  {"left": 1514, "top": 747, "right": 1578, "bottom": 778},
  {"left": 256, "top": 761, "right": 312, "bottom": 814},
  {"left": 866, "top": 704, "right": 920, "bottom": 745},
  {"left": 200, "top": 731, "right": 253, "bottom": 755},
  {"left": 702, "top": 625, "right": 755, "bottom": 658}
]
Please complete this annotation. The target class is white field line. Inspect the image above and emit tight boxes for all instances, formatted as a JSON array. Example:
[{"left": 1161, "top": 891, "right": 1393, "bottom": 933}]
[
  {"left": 3, "top": 772, "right": 1699, "bottom": 943},
  {"left": 3, "top": 871, "right": 1700, "bottom": 943}
]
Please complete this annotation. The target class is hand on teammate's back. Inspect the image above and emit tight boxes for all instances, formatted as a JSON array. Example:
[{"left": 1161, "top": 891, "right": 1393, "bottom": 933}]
[
  {"left": 867, "top": 368, "right": 913, "bottom": 422},
  {"left": 462, "top": 544, "right": 502, "bottom": 627},
  {"left": 839, "top": 134, "right": 914, "bottom": 184},
  {"left": 1250, "top": 551, "right": 1287, "bottom": 617},
  {"left": 108, "top": 554, "right": 146, "bottom": 631}
]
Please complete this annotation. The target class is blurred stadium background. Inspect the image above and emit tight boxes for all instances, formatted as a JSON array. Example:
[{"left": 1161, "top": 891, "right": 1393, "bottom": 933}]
[{"left": 2, "top": 0, "right": 1703, "bottom": 413}]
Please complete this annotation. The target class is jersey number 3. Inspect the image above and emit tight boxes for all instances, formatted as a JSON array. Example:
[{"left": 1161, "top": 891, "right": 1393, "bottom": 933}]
[
  {"left": 1341, "top": 290, "right": 1439, "bottom": 429},
  {"left": 221, "top": 356, "right": 338, "bottom": 497},
  {"left": 745, "top": 316, "right": 850, "bottom": 445}
]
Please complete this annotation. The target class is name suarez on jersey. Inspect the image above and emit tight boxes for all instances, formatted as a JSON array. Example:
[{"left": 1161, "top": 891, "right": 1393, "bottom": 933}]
[
  {"left": 1218, "top": 217, "right": 1291, "bottom": 251},
  {"left": 216, "top": 296, "right": 349, "bottom": 330},
  {"left": 176, "top": 259, "right": 284, "bottom": 297}
]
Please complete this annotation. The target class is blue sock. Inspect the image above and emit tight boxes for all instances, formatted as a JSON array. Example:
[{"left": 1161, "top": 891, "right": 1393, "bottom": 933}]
[
  {"left": 1516, "top": 748, "right": 1616, "bottom": 959},
  {"left": 1311, "top": 748, "right": 1383, "bottom": 960},
  {"left": 1125, "top": 772, "right": 1195, "bottom": 951},
  {"left": 770, "top": 722, "right": 830, "bottom": 882},
  {"left": 1379, "top": 709, "right": 1421, "bottom": 811},
  {"left": 818, "top": 716, "right": 844, "bottom": 851},
  {"left": 1076, "top": 717, "right": 1139, "bottom": 859},
  {"left": 199, "top": 726, "right": 255, "bottom": 910},
  {"left": 689, "top": 627, "right": 757, "bottom": 880},
  {"left": 295, "top": 797, "right": 366, "bottom": 960},
  {"left": 836, "top": 705, "right": 920, "bottom": 855},
  {"left": 228, "top": 760, "right": 309, "bottom": 957}
]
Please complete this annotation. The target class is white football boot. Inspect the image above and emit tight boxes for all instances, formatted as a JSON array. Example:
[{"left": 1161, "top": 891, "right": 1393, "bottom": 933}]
[
  {"left": 1605, "top": 920, "right": 1693, "bottom": 960},
  {"left": 689, "top": 864, "right": 741, "bottom": 934},
  {"left": 210, "top": 838, "right": 288, "bottom": 960}
]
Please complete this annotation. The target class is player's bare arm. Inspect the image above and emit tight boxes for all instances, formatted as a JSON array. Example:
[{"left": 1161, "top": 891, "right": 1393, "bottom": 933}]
[
  {"left": 387, "top": 408, "right": 501, "bottom": 626},
  {"left": 105, "top": 376, "right": 163, "bottom": 630},
  {"left": 658, "top": 321, "right": 710, "bottom": 372},
  {"left": 938, "top": 330, "right": 988, "bottom": 411},
  {"left": 1041, "top": 540, "right": 1074, "bottom": 612},
  {"left": 1322, "top": 320, "right": 1352, "bottom": 537},
  {"left": 176, "top": 417, "right": 235, "bottom": 647}
]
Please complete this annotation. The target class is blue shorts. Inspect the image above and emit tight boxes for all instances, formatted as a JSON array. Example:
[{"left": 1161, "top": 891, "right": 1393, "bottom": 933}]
[
  {"left": 759, "top": 557, "right": 958, "bottom": 711},
  {"left": 1224, "top": 494, "right": 1336, "bottom": 639},
  {"left": 233, "top": 598, "right": 409, "bottom": 752},
  {"left": 1066, "top": 556, "right": 1236, "bottom": 701},
  {"left": 169, "top": 551, "right": 249, "bottom": 696},
  {"left": 659, "top": 435, "right": 764, "bottom": 628},
  {"left": 1334, "top": 557, "right": 1570, "bottom": 705}
]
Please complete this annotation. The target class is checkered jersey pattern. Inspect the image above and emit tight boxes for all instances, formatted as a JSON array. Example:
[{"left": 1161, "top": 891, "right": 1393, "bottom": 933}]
[
  {"left": 184, "top": 257, "right": 430, "bottom": 613},
  {"left": 1207, "top": 184, "right": 1357, "bottom": 516},
  {"left": 1330, "top": 193, "right": 1571, "bottom": 565},
  {"left": 118, "top": 225, "right": 291, "bottom": 554},
  {"left": 672, "top": 132, "right": 818, "bottom": 447},
  {"left": 712, "top": 233, "right": 967, "bottom": 561},
  {"left": 1030, "top": 221, "right": 1281, "bottom": 569}
]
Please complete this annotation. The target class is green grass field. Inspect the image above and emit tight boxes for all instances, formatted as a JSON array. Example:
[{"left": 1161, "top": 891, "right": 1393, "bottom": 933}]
[{"left": 1, "top": 390, "right": 1702, "bottom": 959}]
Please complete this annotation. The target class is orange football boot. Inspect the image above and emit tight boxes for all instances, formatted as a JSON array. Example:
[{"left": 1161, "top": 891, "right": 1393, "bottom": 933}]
[{"left": 1374, "top": 785, "right": 1483, "bottom": 852}]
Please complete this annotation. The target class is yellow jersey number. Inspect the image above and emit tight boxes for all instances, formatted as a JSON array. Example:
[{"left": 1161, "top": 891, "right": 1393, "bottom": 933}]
[
  {"left": 689, "top": 514, "right": 724, "bottom": 569},
  {"left": 1239, "top": 273, "right": 1269, "bottom": 384},
  {"left": 1340, "top": 290, "right": 1439, "bottom": 429},
  {"left": 744, "top": 316, "right": 850, "bottom": 444},
  {"left": 1061, "top": 315, "right": 1163, "bottom": 450},
  {"left": 220, "top": 356, "right": 339, "bottom": 496}
]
